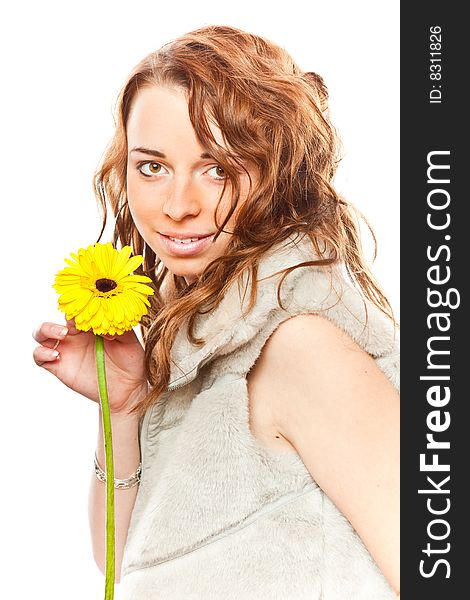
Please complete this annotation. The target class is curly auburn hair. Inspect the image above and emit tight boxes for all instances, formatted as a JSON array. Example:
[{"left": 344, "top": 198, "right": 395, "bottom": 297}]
[{"left": 93, "top": 24, "right": 397, "bottom": 418}]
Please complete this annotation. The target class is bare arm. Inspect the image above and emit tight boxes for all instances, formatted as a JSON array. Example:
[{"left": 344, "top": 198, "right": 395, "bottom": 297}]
[
  {"left": 32, "top": 320, "right": 149, "bottom": 584},
  {"left": 88, "top": 388, "right": 146, "bottom": 583}
]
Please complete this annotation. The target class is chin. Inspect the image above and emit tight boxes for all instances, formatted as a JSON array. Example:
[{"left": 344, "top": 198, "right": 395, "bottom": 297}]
[{"left": 161, "top": 258, "right": 201, "bottom": 282}]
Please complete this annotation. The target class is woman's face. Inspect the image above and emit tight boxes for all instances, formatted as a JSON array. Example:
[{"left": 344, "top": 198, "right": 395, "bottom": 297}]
[{"left": 126, "top": 85, "right": 257, "bottom": 285}]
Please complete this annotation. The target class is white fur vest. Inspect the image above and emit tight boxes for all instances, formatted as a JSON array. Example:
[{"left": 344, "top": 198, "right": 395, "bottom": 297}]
[{"left": 120, "top": 232, "right": 399, "bottom": 599}]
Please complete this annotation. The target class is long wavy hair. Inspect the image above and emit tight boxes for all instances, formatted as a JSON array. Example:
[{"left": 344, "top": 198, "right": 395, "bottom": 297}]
[{"left": 93, "top": 25, "right": 397, "bottom": 418}]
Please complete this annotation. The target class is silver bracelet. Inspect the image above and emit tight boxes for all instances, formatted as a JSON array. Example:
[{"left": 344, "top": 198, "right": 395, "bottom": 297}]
[{"left": 94, "top": 452, "right": 142, "bottom": 489}]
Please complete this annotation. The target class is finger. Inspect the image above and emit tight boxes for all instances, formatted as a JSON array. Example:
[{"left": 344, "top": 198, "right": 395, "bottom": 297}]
[
  {"left": 33, "top": 344, "right": 61, "bottom": 368},
  {"left": 101, "top": 328, "right": 139, "bottom": 344},
  {"left": 32, "top": 322, "right": 69, "bottom": 344},
  {"left": 65, "top": 317, "right": 80, "bottom": 335},
  {"left": 111, "top": 329, "right": 141, "bottom": 345}
]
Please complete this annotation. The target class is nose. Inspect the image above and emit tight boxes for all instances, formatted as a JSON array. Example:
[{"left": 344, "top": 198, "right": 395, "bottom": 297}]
[{"left": 162, "top": 173, "right": 201, "bottom": 221}]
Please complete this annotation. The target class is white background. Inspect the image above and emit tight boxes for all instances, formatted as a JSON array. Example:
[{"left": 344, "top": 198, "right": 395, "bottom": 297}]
[{"left": 1, "top": 1, "right": 399, "bottom": 597}]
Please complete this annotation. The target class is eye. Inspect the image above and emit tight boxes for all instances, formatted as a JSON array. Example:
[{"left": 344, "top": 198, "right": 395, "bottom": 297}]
[
  {"left": 207, "top": 165, "right": 227, "bottom": 181},
  {"left": 137, "top": 161, "right": 167, "bottom": 177}
]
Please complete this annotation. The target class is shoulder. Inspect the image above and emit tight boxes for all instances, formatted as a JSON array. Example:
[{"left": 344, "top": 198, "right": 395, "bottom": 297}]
[
  {"left": 253, "top": 313, "right": 380, "bottom": 396},
  {"left": 268, "top": 312, "right": 356, "bottom": 353},
  {"left": 263, "top": 314, "right": 395, "bottom": 412},
  {"left": 249, "top": 311, "right": 399, "bottom": 444}
]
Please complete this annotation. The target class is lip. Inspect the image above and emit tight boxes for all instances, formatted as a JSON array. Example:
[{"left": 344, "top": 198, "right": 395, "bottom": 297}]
[
  {"left": 160, "top": 230, "right": 215, "bottom": 239},
  {"left": 158, "top": 232, "right": 215, "bottom": 257}
]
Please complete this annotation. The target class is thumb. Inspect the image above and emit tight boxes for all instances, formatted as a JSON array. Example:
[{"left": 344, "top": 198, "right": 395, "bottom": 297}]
[
  {"left": 103, "top": 327, "right": 140, "bottom": 345},
  {"left": 64, "top": 318, "right": 140, "bottom": 345},
  {"left": 65, "top": 317, "right": 80, "bottom": 336}
]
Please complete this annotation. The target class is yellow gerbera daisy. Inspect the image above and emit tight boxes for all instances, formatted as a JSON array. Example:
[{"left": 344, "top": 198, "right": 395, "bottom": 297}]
[{"left": 53, "top": 242, "right": 154, "bottom": 336}]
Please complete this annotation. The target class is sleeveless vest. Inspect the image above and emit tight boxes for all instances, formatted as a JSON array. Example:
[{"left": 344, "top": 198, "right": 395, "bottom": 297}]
[{"left": 120, "top": 232, "right": 399, "bottom": 599}]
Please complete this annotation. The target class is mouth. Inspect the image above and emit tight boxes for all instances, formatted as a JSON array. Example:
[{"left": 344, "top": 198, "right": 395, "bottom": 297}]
[
  {"left": 158, "top": 232, "right": 215, "bottom": 256},
  {"left": 162, "top": 233, "right": 214, "bottom": 244}
]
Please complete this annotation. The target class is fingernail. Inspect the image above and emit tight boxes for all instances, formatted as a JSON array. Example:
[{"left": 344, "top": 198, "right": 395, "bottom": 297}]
[
  {"left": 50, "top": 350, "right": 59, "bottom": 359},
  {"left": 56, "top": 326, "right": 68, "bottom": 337}
]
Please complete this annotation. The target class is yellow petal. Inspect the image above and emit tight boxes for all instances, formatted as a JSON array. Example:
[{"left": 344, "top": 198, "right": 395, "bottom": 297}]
[
  {"left": 99, "top": 242, "right": 115, "bottom": 275},
  {"left": 114, "top": 254, "right": 144, "bottom": 281},
  {"left": 110, "top": 296, "right": 125, "bottom": 323},
  {"left": 125, "top": 282, "right": 155, "bottom": 296},
  {"left": 54, "top": 243, "right": 153, "bottom": 331},
  {"left": 78, "top": 251, "right": 96, "bottom": 278},
  {"left": 121, "top": 274, "right": 153, "bottom": 285},
  {"left": 83, "top": 296, "right": 101, "bottom": 320},
  {"left": 110, "top": 246, "right": 132, "bottom": 278},
  {"left": 92, "top": 244, "right": 108, "bottom": 276},
  {"left": 57, "top": 288, "right": 84, "bottom": 303},
  {"left": 121, "top": 296, "right": 137, "bottom": 322}
]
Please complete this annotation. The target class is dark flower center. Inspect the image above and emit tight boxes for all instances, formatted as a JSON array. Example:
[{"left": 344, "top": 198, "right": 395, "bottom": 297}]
[{"left": 95, "top": 278, "right": 117, "bottom": 293}]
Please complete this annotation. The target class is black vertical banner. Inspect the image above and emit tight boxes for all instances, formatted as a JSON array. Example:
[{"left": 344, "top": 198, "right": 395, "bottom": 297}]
[{"left": 401, "top": 2, "right": 467, "bottom": 598}]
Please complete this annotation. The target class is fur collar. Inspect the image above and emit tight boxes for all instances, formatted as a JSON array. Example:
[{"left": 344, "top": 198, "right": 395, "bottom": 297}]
[{"left": 167, "top": 232, "right": 398, "bottom": 390}]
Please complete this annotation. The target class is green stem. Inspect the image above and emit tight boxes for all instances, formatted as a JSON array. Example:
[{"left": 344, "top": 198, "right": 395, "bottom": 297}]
[{"left": 95, "top": 334, "right": 115, "bottom": 600}]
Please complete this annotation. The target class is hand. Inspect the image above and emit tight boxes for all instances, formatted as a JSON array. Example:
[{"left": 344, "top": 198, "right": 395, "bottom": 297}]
[{"left": 32, "top": 318, "right": 147, "bottom": 415}]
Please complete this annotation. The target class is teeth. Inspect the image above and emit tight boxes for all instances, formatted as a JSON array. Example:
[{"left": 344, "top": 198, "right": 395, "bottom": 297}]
[{"left": 168, "top": 236, "right": 200, "bottom": 244}]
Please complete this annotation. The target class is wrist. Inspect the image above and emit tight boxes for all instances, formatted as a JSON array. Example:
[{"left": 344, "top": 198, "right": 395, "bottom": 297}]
[
  {"left": 94, "top": 451, "right": 142, "bottom": 489},
  {"left": 99, "top": 382, "right": 149, "bottom": 421},
  {"left": 96, "top": 407, "right": 142, "bottom": 479},
  {"left": 127, "top": 380, "right": 149, "bottom": 412}
]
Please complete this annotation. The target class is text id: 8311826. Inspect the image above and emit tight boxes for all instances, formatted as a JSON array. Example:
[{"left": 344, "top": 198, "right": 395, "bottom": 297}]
[{"left": 429, "top": 25, "right": 442, "bottom": 104}]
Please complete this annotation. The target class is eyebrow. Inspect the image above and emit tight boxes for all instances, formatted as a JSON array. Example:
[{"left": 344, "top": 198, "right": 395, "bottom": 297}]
[{"left": 130, "top": 146, "right": 213, "bottom": 159}]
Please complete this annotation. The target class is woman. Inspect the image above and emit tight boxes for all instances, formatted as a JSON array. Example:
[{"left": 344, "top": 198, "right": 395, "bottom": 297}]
[{"left": 32, "top": 25, "right": 400, "bottom": 599}]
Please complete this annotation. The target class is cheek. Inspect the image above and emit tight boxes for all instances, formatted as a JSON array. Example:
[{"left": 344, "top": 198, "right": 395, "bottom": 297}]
[
  {"left": 126, "top": 177, "right": 152, "bottom": 224},
  {"left": 214, "top": 183, "right": 242, "bottom": 220},
  {"left": 225, "top": 175, "right": 255, "bottom": 216},
  {"left": 209, "top": 231, "right": 232, "bottom": 259}
]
